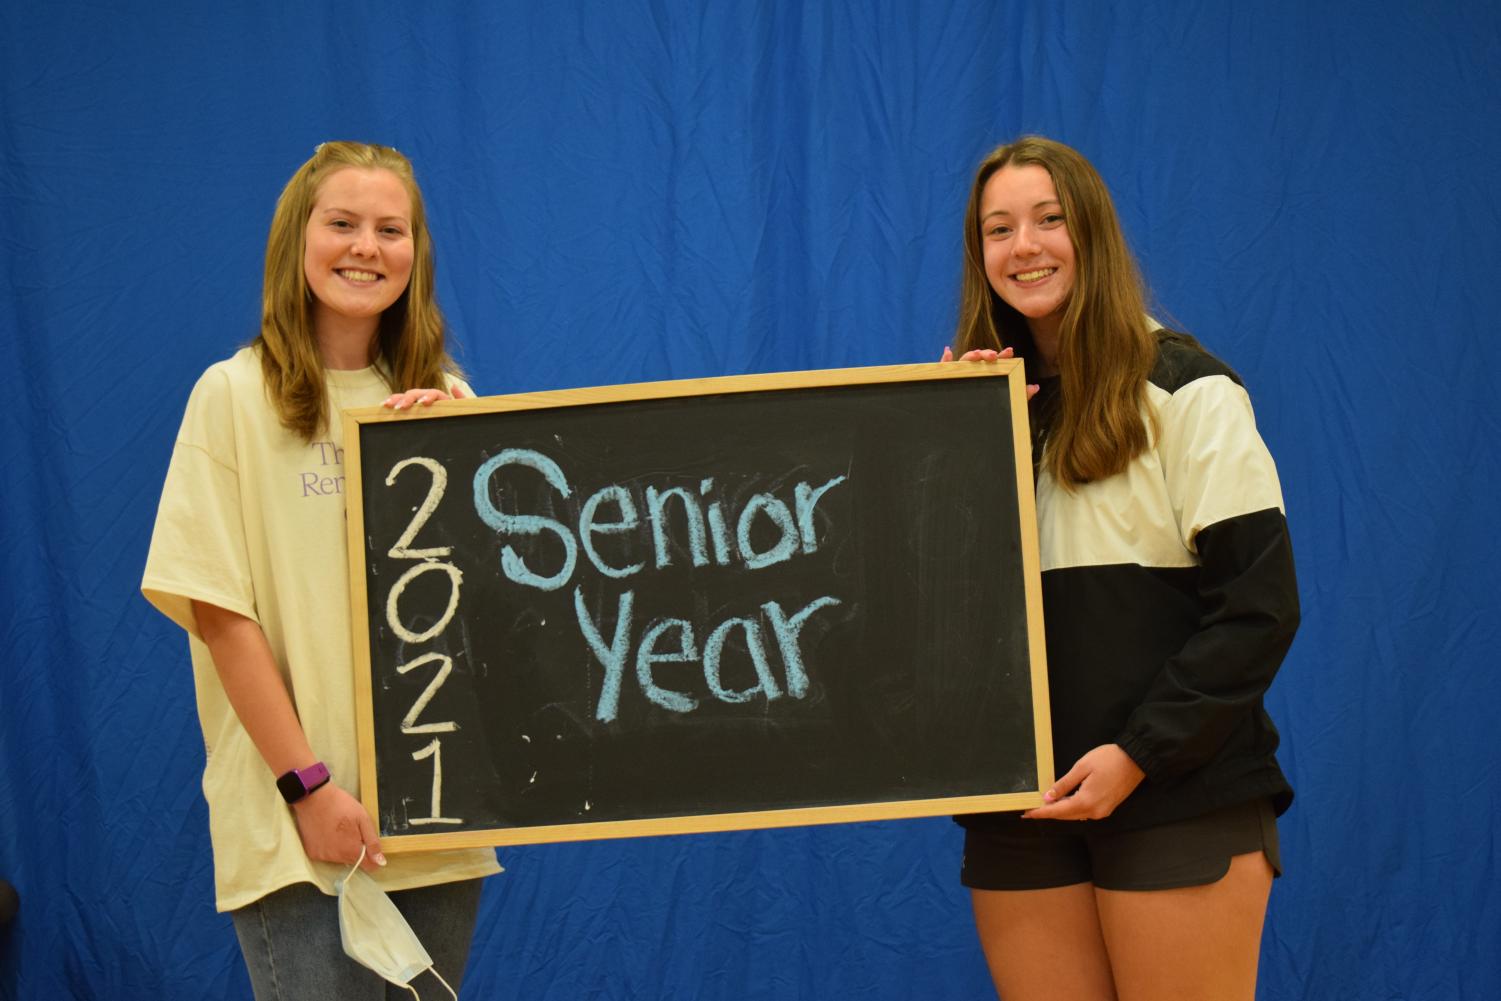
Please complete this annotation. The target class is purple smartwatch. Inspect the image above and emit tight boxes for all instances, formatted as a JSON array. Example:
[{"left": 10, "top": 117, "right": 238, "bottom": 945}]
[{"left": 275, "top": 762, "right": 331, "bottom": 804}]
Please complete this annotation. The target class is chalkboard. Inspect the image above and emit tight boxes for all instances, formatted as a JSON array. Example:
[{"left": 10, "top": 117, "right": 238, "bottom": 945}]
[{"left": 344, "top": 362, "right": 1052, "bottom": 851}]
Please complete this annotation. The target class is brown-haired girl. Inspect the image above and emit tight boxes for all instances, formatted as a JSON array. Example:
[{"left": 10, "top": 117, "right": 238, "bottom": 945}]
[
  {"left": 948, "top": 136, "right": 1299, "bottom": 1000},
  {"left": 144, "top": 141, "right": 499, "bottom": 998}
]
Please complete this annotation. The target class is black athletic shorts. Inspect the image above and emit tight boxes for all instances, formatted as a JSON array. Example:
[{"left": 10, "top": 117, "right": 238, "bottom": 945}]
[{"left": 960, "top": 797, "right": 1282, "bottom": 892}]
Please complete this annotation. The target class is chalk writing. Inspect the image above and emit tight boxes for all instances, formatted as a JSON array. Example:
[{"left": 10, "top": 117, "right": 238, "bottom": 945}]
[
  {"left": 384, "top": 457, "right": 452, "bottom": 559},
  {"left": 382, "top": 455, "right": 465, "bottom": 825},
  {"left": 472, "top": 448, "right": 846, "bottom": 586},
  {"left": 473, "top": 448, "right": 848, "bottom": 723},
  {"left": 396, "top": 653, "right": 459, "bottom": 735},
  {"left": 384, "top": 561, "right": 462, "bottom": 644},
  {"left": 407, "top": 738, "right": 461, "bottom": 825},
  {"left": 573, "top": 588, "right": 841, "bottom": 722}
]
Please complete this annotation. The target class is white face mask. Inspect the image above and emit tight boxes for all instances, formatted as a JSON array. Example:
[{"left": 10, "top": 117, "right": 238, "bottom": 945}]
[{"left": 336, "top": 848, "right": 457, "bottom": 1001}]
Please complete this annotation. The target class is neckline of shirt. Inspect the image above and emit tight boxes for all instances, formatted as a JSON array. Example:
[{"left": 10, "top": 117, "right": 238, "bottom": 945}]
[{"left": 325, "top": 364, "right": 388, "bottom": 392}]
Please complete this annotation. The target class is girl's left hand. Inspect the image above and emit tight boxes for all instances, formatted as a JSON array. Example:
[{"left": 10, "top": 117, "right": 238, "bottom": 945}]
[
  {"left": 1021, "top": 744, "right": 1145, "bottom": 821},
  {"left": 382, "top": 385, "right": 466, "bottom": 410}
]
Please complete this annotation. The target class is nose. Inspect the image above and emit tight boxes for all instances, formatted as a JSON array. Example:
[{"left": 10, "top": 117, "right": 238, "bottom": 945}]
[
  {"left": 1013, "top": 223, "right": 1041, "bottom": 256},
  {"left": 350, "top": 224, "right": 377, "bottom": 257}
]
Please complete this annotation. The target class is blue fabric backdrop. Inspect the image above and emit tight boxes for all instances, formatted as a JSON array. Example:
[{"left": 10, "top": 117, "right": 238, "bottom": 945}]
[{"left": 3, "top": 2, "right": 1498, "bottom": 999}]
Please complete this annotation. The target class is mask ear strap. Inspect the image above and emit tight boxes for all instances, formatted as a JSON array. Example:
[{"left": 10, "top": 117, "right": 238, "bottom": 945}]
[
  {"left": 343, "top": 845, "right": 367, "bottom": 885},
  {"left": 429, "top": 968, "right": 458, "bottom": 1001},
  {"left": 393, "top": 960, "right": 457, "bottom": 1000}
]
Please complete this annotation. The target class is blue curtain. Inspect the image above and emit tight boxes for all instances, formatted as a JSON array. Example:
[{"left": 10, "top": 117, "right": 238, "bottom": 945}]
[{"left": 3, "top": 2, "right": 1498, "bottom": 998}]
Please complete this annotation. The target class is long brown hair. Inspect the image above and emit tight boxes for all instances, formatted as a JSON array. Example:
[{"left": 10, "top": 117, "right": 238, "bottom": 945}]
[
  {"left": 954, "top": 136, "right": 1156, "bottom": 489},
  {"left": 254, "top": 141, "right": 462, "bottom": 441}
]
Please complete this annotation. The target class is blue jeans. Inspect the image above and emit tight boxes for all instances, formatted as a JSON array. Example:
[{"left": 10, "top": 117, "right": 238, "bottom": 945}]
[{"left": 231, "top": 878, "right": 483, "bottom": 1000}]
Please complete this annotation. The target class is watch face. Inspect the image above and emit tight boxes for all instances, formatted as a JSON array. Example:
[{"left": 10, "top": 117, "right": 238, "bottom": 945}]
[{"left": 276, "top": 769, "right": 307, "bottom": 803}]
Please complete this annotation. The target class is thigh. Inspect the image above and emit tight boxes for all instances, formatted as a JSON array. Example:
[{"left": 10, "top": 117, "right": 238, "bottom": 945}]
[
  {"left": 962, "top": 820, "right": 1115, "bottom": 999},
  {"left": 232, "top": 881, "right": 386, "bottom": 1001},
  {"left": 390, "top": 878, "right": 484, "bottom": 996},
  {"left": 1094, "top": 850, "right": 1274, "bottom": 1001},
  {"left": 971, "top": 885, "right": 1118, "bottom": 1001}
]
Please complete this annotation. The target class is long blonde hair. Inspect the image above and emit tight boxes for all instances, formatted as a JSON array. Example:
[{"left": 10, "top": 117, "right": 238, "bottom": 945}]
[
  {"left": 254, "top": 141, "right": 462, "bottom": 441},
  {"left": 954, "top": 137, "right": 1156, "bottom": 489}
]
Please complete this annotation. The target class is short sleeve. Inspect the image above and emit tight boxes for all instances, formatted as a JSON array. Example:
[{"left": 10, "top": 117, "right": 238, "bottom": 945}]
[{"left": 141, "top": 368, "right": 259, "bottom": 638}]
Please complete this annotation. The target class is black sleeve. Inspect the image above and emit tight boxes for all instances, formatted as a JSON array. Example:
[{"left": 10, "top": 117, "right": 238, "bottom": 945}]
[{"left": 1115, "top": 507, "right": 1299, "bottom": 780}]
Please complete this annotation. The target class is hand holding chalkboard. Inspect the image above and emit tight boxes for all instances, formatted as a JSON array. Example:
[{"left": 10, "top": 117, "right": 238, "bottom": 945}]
[{"left": 343, "top": 363, "right": 1052, "bottom": 850}]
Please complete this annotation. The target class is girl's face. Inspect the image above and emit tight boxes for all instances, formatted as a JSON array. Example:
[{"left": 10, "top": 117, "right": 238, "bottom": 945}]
[
  {"left": 303, "top": 167, "right": 415, "bottom": 331},
  {"left": 979, "top": 164, "right": 1075, "bottom": 337}
]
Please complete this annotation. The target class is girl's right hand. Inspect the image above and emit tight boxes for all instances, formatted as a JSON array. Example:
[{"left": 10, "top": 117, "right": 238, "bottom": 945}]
[
  {"left": 290, "top": 783, "right": 386, "bottom": 872},
  {"left": 940, "top": 346, "right": 1011, "bottom": 363},
  {"left": 939, "top": 345, "right": 1039, "bottom": 399}
]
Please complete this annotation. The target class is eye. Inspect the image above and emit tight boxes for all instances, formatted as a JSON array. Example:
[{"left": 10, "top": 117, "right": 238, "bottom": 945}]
[
  {"left": 1040, "top": 213, "right": 1065, "bottom": 227},
  {"left": 381, "top": 225, "right": 408, "bottom": 237},
  {"left": 985, "top": 223, "right": 1012, "bottom": 238},
  {"left": 329, "top": 219, "right": 353, "bottom": 230}
]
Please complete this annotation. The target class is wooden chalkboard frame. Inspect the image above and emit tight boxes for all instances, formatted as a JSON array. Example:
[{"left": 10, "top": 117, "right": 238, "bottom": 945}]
[{"left": 344, "top": 361, "right": 1051, "bottom": 851}]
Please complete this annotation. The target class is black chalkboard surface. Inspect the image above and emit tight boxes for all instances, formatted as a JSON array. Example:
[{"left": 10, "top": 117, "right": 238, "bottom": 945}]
[{"left": 344, "top": 362, "right": 1051, "bottom": 850}]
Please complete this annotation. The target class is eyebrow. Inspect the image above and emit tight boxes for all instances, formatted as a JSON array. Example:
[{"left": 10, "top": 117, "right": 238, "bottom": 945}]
[
  {"left": 316, "top": 206, "right": 411, "bottom": 224},
  {"left": 981, "top": 200, "right": 1062, "bottom": 221}
]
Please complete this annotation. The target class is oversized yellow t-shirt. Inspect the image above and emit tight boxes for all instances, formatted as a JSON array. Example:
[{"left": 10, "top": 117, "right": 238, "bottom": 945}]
[{"left": 142, "top": 346, "right": 500, "bottom": 911}]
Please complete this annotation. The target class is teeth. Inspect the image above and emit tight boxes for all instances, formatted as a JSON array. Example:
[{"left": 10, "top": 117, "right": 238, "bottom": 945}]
[
  {"left": 338, "top": 269, "right": 379, "bottom": 282},
  {"left": 1015, "top": 268, "right": 1056, "bottom": 282}
]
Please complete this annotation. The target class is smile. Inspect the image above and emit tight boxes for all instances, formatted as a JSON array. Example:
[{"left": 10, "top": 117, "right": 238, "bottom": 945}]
[
  {"left": 336, "top": 268, "right": 381, "bottom": 283},
  {"left": 1013, "top": 268, "right": 1057, "bottom": 283}
]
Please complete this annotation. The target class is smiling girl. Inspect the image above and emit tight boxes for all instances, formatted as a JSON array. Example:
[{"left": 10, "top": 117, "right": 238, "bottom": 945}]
[
  {"left": 947, "top": 137, "right": 1299, "bottom": 1000},
  {"left": 143, "top": 142, "right": 500, "bottom": 998}
]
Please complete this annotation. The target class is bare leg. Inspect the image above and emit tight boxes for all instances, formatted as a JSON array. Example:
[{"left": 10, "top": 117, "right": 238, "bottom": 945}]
[
  {"left": 1094, "top": 850, "right": 1274, "bottom": 1001},
  {"left": 971, "top": 884, "right": 1118, "bottom": 1001}
]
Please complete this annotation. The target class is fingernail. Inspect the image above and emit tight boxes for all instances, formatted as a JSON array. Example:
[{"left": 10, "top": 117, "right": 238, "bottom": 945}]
[{"left": 374, "top": 852, "right": 387, "bottom": 866}]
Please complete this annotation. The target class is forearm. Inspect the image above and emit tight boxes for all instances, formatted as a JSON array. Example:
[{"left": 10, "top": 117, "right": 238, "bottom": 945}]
[
  {"left": 1117, "top": 510, "right": 1299, "bottom": 779},
  {"left": 191, "top": 600, "right": 383, "bottom": 867},
  {"left": 191, "top": 599, "right": 318, "bottom": 777}
]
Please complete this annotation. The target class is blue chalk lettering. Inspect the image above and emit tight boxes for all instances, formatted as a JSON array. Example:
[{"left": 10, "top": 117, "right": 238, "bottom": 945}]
[
  {"left": 579, "top": 485, "right": 644, "bottom": 579},
  {"left": 737, "top": 494, "right": 798, "bottom": 569},
  {"left": 701, "top": 478, "right": 733, "bottom": 565},
  {"left": 573, "top": 587, "right": 634, "bottom": 723},
  {"left": 472, "top": 449, "right": 577, "bottom": 591},
  {"left": 763, "top": 596, "right": 841, "bottom": 698},
  {"left": 636, "top": 619, "right": 699, "bottom": 713},
  {"left": 646, "top": 486, "right": 708, "bottom": 569},
  {"left": 702, "top": 617, "right": 780, "bottom": 703},
  {"left": 794, "top": 475, "right": 846, "bottom": 553}
]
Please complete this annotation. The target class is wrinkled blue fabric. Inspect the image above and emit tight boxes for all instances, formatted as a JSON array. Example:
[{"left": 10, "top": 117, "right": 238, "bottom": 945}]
[{"left": 2, "top": 2, "right": 1498, "bottom": 999}]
